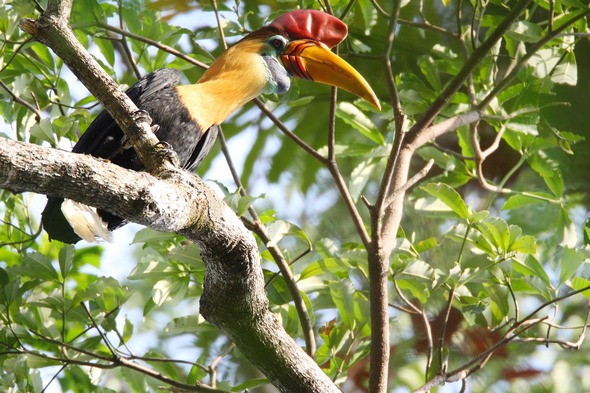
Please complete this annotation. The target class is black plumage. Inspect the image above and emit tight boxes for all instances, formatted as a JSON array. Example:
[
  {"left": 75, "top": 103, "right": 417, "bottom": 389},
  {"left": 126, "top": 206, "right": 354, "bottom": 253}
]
[{"left": 42, "top": 69, "right": 218, "bottom": 243}]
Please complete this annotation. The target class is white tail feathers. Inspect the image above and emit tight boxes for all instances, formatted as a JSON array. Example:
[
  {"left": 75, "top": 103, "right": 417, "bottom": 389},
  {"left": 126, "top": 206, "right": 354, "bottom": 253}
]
[{"left": 61, "top": 199, "right": 113, "bottom": 243}]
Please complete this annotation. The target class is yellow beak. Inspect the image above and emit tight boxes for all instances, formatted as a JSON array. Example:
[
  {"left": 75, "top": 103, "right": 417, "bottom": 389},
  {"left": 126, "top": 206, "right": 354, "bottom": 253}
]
[{"left": 279, "top": 40, "right": 381, "bottom": 110}]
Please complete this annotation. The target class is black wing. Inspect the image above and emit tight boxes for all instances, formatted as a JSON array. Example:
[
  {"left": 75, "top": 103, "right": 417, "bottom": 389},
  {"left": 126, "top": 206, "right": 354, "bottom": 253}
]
[
  {"left": 73, "top": 68, "right": 183, "bottom": 170},
  {"left": 43, "top": 68, "right": 218, "bottom": 243}
]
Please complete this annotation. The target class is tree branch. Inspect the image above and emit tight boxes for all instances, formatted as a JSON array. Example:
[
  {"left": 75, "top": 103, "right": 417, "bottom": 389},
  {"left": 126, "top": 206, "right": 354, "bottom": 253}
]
[{"left": 0, "top": 137, "right": 339, "bottom": 392}]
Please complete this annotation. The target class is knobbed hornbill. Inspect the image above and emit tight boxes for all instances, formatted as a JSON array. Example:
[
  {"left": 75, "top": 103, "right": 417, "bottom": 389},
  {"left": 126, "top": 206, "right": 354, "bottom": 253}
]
[{"left": 42, "top": 9, "right": 381, "bottom": 244}]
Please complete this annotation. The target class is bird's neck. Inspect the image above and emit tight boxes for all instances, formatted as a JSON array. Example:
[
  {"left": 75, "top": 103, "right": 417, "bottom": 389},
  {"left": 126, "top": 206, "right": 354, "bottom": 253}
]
[{"left": 176, "top": 43, "right": 270, "bottom": 130}]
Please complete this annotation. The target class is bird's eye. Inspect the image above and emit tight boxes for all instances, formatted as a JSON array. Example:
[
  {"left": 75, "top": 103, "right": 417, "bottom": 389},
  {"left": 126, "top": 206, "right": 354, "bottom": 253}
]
[{"left": 269, "top": 36, "right": 286, "bottom": 51}]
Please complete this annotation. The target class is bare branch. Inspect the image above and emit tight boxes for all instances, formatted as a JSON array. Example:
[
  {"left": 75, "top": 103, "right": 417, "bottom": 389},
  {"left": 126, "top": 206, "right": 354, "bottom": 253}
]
[
  {"left": 408, "top": 110, "right": 483, "bottom": 151},
  {"left": 383, "top": 159, "right": 434, "bottom": 210}
]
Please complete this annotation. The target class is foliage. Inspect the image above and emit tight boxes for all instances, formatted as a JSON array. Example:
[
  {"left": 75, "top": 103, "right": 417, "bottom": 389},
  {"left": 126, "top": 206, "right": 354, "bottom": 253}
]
[{"left": 1, "top": 0, "right": 590, "bottom": 392}]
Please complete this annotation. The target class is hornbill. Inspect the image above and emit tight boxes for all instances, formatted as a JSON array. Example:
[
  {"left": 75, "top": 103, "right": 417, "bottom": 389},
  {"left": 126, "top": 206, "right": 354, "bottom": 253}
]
[{"left": 42, "top": 9, "right": 381, "bottom": 244}]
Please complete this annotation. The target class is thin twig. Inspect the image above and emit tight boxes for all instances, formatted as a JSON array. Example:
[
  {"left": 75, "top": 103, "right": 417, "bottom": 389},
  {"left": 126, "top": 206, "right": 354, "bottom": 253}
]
[
  {"left": 414, "top": 286, "right": 590, "bottom": 392},
  {"left": 0, "top": 79, "right": 42, "bottom": 121},
  {"left": 80, "top": 302, "right": 118, "bottom": 357},
  {"left": 438, "top": 287, "right": 456, "bottom": 375},
  {"left": 211, "top": 0, "right": 228, "bottom": 51},
  {"left": 252, "top": 99, "right": 325, "bottom": 162},
  {"left": 422, "top": 308, "right": 434, "bottom": 379},
  {"left": 0, "top": 37, "right": 34, "bottom": 74},
  {"left": 208, "top": 342, "right": 235, "bottom": 387},
  {"left": 392, "top": 277, "right": 422, "bottom": 315},
  {"left": 115, "top": 1, "right": 141, "bottom": 78},
  {"left": 95, "top": 22, "right": 210, "bottom": 70},
  {"left": 383, "top": 159, "right": 434, "bottom": 209}
]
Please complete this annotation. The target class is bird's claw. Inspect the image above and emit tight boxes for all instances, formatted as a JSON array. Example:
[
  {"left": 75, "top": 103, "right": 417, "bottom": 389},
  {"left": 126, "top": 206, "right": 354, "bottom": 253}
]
[
  {"left": 120, "top": 135, "right": 132, "bottom": 150},
  {"left": 155, "top": 141, "right": 180, "bottom": 167},
  {"left": 121, "top": 112, "right": 159, "bottom": 150},
  {"left": 134, "top": 109, "right": 151, "bottom": 123}
]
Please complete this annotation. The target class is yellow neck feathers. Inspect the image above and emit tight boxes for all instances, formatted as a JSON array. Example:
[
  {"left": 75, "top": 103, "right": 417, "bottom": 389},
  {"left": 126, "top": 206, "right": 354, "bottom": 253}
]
[{"left": 176, "top": 40, "right": 270, "bottom": 131}]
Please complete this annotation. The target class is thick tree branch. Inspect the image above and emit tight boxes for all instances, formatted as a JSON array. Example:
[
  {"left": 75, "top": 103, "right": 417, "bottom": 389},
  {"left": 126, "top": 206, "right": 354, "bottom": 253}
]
[{"left": 0, "top": 138, "right": 339, "bottom": 392}]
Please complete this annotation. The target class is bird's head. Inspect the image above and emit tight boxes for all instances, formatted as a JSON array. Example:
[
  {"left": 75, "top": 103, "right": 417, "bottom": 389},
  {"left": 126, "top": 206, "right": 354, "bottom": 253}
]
[{"left": 197, "top": 10, "right": 381, "bottom": 111}]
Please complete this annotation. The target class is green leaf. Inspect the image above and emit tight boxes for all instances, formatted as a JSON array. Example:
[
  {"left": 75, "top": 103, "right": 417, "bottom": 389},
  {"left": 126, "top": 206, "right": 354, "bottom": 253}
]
[
  {"left": 543, "top": 170, "right": 565, "bottom": 197},
  {"left": 570, "top": 277, "right": 590, "bottom": 299},
  {"left": 507, "top": 20, "right": 544, "bottom": 42},
  {"left": 168, "top": 245, "right": 204, "bottom": 269},
  {"left": 29, "top": 118, "right": 57, "bottom": 146},
  {"left": 225, "top": 192, "right": 265, "bottom": 216},
  {"left": 162, "top": 315, "right": 206, "bottom": 336},
  {"left": 419, "top": 56, "right": 441, "bottom": 91},
  {"left": 0, "top": 267, "right": 8, "bottom": 286},
  {"left": 349, "top": 159, "right": 378, "bottom": 202},
  {"left": 475, "top": 217, "right": 510, "bottom": 254},
  {"left": 417, "top": 146, "right": 461, "bottom": 173},
  {"left": 486, "top": 283, "right": 509, "bottom": 324},
  {"left": 414, "top": 237, "right": 438, "bottom": 253},
  {"left": 21, "top": 252, "right": 59, "bottom": 281},
  {"left": 329, "top": 279, "right": 356, "bottom": 330},
  {"left": 336, "top": 102, "right": 384, "bottom": 145},
  {"left": 509, "top": 235, "right": 537, "bottom": 254},
  {"left": 352, "top": 291, "right": 371, "bottom": 337},
  {"left": 94, "top": 35, "right": 116, "bottom": 67},
  {"left": 121, "top": 317, "right": 134, "bottom": 344},
  {"left": 421, "top": 182, "right": 470, "bottom": 219},
  {"left": 128, "top": 259, "right": 175, "bottom": 280},
  {"left": 131, "top": 228, "right": 177, "bottom": 244},
  {"left": 528, "top": 47, "right": 561, "bottom": 79},
  {"left": 512, "top": 255, "right": 551, "bottom": 286},
  {"left": 552, "top": 51, "right": 577, "bottom": 86},
  {"left": 265, "top": 220, "right": 311, "bottom": 251},
  {"left": 299, "top": 258, "right": 348, "bottom": 281},
  {"left": 287, "top": 96, "right": 314, "bottom": 107},
  {"left": 231, "top": 378, "right": 270, "bottom": 391},
  {"left": 58, "top": 245, "right": 75, "bottom": 279},
  {"left": 152, "top": 276, "right": 189, "bottom": 306},
  {"left": 26, "top": 353, "right": 62, "bottom": 368},
  {"left": 502, "top": 193, "right": 549, "bottom": 210},
  {"left": 395, "top": 278, "right": 430, "bottom": 303},
  {"left": 559, "top": 247, "right": 586, "bottom": 287},
  {"left": 30, "top": 43, "right": 55, "bottom": 71},
  {"left": 506, "top": 121, "right": 539, "bottom": 135},
  {"left": 470, "top": 210, "right": 489, "bottom": 223}
]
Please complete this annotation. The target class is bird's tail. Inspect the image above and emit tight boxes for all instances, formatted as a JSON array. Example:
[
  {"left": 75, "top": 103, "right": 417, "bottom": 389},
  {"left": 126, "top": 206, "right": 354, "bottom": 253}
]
[{"left": 42, "top": 198, "right": 113, "bottom": 243}]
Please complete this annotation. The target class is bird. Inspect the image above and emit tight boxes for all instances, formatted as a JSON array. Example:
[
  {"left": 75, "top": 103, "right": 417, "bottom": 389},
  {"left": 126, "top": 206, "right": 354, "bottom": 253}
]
[{"left": 41, "top": 9, "right": 381, "bottom": 244}]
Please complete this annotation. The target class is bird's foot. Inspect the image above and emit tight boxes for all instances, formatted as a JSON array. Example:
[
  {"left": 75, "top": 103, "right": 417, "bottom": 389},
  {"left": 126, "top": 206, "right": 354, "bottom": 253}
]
[
  {"left": 120, "top": 111, "right": 159, "bottom": 149},
  {"left": 155, "top": 141, "right": 180, "bottom": 168},
  {"left": 134, "top": 109, "right": 152, "bottom": 124},
  {"left": 120, "top": 135, "right": 132, "bottom": 150}
]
